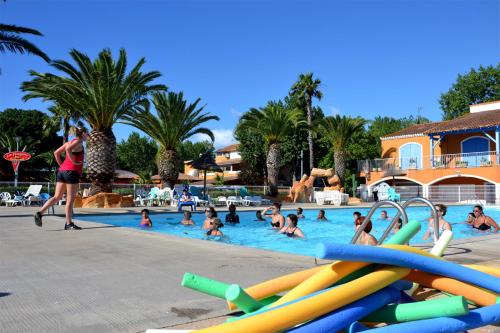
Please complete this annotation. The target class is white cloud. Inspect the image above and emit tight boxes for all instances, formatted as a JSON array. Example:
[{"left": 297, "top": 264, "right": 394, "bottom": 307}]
[
  {"left": 329, "top": 106, "right": 340, "bottom": 115},
  {"left": 191, "top": 128, "right": 236, "bottom": 148},
  {"left": 230, "top": 108, "right": 242, "bottom": 117}
]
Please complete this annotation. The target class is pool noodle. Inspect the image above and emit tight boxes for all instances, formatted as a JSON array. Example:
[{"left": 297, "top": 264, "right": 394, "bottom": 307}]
[
  {"left": 271, "top": 221, "right": 421, "bottom": 308},
  {"left": 348, "top": 322, "right": 370, "bottom": 332},
  {"left": 363, "top": 303, "right": 500, "bottom": 333},
  {"left": 407, "top": 229, "right": 453, "bottom": 295},
  {"left": 194, "top": 266, "right": 410, "bottom": 333},
  {"left": 269, "top": 261, "right": 370, "bottom": 308},
  {"left": 286, "top": 287, "right": 401, "bottom": 333},
  {"left": 362, "top": 296, "right": 469, "bottom": 323},
  {"left": 406, "top": 270, "right": 499, "bottom": 306},
  {"left": 316, "top": 243, "right": 500, "bottom": 293},
  {"left": 224, "top": 284, "right": 263, "bottom": 313},
  {"left": 181, "top": 272, "right": 229, "bottom": 299}
]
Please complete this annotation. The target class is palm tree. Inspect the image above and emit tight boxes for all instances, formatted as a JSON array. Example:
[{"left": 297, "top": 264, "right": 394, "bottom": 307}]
[
  {"left": 44, "top": 105, "right": 80, "bottom": 143},
  {"left": 290, "top": 72, "right": 322, "bottom": 172},
  {"left": 122, "top": 91, "right": 219, "bottom": 189},
  {"left": 238, "top": 102, "right": 304, "bottom": 196},
  {"left": 316, "top": 115, "right": 366, "bottom": 184},
  {"left": 21, "top": 48, "right": 166, "bottom": 194},
  {"left": 0, "top": 24, "right": 50, "bottom": 62}
]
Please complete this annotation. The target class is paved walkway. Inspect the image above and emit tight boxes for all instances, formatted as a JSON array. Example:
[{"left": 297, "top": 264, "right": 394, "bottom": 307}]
[{"left": 0, "top": 206, "right": 499, "bottom": 332}]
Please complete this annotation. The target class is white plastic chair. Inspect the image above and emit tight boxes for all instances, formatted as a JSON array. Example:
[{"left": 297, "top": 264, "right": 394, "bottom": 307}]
[
  {"left": 216, "top": 196, "right": 227, "bottom": 206},
  {"left": 0, "top": 192, "right": 11, "bottom": 206},
  {"left": 23, "top": 185, "right": 43, "bottom": 206}
]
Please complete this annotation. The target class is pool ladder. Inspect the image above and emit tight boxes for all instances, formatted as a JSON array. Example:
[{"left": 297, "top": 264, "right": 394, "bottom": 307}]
[{"left": 351, "top": 197, "right": 440, "bottom": 245}]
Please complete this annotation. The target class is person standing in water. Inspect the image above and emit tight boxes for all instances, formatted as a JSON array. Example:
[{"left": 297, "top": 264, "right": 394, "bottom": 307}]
[{"left": 34, "top": 125, "right": 88, "bottom": 230}]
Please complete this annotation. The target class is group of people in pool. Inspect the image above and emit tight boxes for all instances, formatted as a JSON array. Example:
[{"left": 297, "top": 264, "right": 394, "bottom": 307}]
[{"left": 139, "top": 202, "right": 498, "bottom": 242}]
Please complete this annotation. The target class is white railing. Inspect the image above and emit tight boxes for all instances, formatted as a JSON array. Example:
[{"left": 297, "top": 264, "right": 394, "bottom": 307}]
[
  {"left": 358, "top": 151, "right": 498, "bottom": 173},
  {"left": 428, "top": 184, "right": 496, "bottom": 204}
]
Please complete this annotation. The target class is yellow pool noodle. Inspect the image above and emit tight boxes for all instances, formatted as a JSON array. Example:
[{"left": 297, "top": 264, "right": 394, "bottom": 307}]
[
  {"left": 195, "top": 266, "right": 410, "bottom": 333},
  {"left": 269, "top": 261, "right": 370, "bottom": 308}
]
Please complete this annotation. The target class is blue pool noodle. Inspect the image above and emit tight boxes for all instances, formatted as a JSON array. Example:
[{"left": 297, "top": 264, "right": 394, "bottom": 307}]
[
  {"left": 349, "top": 321, "right": 370, "bottom": 332},
  {"left": 316, "top": 244, "right": 500, "bottom": 293},
  {"left": 364, "top": 303, "right": 500, "bottom": 333},
  {"left": 285, "top": 287, "right": 400, "bottom": 333}
]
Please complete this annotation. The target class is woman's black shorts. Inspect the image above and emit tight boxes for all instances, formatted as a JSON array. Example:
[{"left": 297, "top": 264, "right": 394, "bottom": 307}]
[{"left": 56, "top": 170, "right": 80, "bottom": 184}]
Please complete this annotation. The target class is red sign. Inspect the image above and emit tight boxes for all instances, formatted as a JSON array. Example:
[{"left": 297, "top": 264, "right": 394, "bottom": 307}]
[{"left": 3, "top": 151, "right": 31, "bottom": 173}]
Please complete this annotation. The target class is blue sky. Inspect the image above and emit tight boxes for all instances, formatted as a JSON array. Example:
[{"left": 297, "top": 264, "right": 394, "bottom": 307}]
[{"left": 1, "top": 0, "right": 499, "bottom": 147}]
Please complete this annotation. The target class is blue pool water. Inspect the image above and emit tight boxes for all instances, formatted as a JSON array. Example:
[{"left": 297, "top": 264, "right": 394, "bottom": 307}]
[{"left": 77, "top": 205, "right": 500, "bottom": 257}]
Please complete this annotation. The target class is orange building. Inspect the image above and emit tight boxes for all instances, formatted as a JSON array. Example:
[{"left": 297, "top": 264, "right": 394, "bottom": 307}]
[
  {"left": 184, "top": 144, "right": 242, "bottom": 184},
  {"left": 358, "top": 101, "right": 500, "bottom": 204}
]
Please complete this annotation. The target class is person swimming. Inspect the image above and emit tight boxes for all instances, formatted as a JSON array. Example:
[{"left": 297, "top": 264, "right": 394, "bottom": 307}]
[
  {"left": 380, "top": 210, "right": 390, "bottom": 220},
  {"left": 206, "top": 218, "right": 223, "bottom": 237},
  {"left": 140, "top": 209, "right": 153, "bottom": 228},
  {"left": 279, "top": 214, "right": 305, "bottom": 238},
  {"left": 255, "top": 210, "right": 266, "bottom": 221},
  {"left": 423, "top": 204, "right": 452, "bottom": 240},
  {"left": 393, "top": 217, "right": 403, "bottom": 233},
  {"left": 203, "top": 207, "right": 218, "bottom": 230},
  {"left": 181, "top": 211, "right": 195, "bottom": 225},
  {"left": 225, "top": 204, "right": 240, "bottom": 225},
  {"left": 262, "top": 203, "right": 285, "bottom": 229},
  {"left": 471, "top": 205, "right": 499, "bottom": 232},
  {"left": 354, "top": 215, "right": 377, "bottom": 245},
  {"left": 317, "top": 209, "right": 327, "bottom": 221},
  {"left": 296, "top": 207, "right": 305, "bottom": 219}
]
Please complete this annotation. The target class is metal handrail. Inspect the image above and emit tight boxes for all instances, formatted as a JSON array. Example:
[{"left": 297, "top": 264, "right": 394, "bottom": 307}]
[
  {"left": 379, "top": 197, "right": 439, "bottom": 243},
  {"left": 350, "top": 200, "right": 408, "bottom": 244}
]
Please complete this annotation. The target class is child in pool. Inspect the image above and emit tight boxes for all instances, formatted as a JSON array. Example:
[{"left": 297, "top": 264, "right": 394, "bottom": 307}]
[
  {"left": 181, "top": 211, "right": 195, "bottom": 225},
  {"left": 279, "top": 214, "right": 305, "bottom": 238},
  {"left": 296, "top": 207, "right": 305, "bottom": 219},
  {"left": 206, "top": 218, "right": 223, "bottom": 237},
  {"left": 225, "top": 204, "right": 240, "bottom": 224},
  {"left": 140, "top": 209, "right": 152, "bottom": 228}
]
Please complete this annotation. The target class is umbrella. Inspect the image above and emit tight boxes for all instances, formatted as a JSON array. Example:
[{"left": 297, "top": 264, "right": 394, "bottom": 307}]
[{"left": 186, "top": 150, "right": 222, "bottom": 198}]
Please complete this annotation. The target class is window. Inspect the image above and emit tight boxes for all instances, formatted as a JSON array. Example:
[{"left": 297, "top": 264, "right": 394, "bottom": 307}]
[
  {"left": 461, "top": 137, "right": 490, "bottom": 167},
  {"left": 399, "top": 143, "right": 422, "bottom": 170}
]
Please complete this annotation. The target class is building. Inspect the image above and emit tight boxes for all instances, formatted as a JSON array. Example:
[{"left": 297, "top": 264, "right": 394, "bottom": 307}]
[
  {"left": 357, "top": 101, "right": 500, "bottom": 204},
  {"left": 184, "top": 143, "right": 242, "bottom": 184}
]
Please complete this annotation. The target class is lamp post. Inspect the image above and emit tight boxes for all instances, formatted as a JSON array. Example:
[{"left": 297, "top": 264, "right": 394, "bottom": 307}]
[{"left": 14, "top": 136, "right": 20, "bottom": 188}]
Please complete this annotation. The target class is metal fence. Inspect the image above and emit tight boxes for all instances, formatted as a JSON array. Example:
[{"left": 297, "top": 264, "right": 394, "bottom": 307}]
[{"left": 428, "top": 184, "right": 496, "bottom": 204}]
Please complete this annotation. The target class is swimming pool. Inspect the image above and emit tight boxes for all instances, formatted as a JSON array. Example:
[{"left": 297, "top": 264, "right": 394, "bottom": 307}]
[{"left": 77, "top": 205, "right": 500, "bottom": 257}]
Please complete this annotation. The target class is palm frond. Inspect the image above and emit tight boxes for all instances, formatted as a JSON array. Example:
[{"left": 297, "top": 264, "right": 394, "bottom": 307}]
[{"left": 0, "top": 32, "right": 50, "bottom": 62}]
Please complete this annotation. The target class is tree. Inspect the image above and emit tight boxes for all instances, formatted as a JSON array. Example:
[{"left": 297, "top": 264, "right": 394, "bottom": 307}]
[
  {"left": 290, "top": 72, "right": 323, "bottom": 171},
  {"left": 316, "top": 115, "right": 366, "bottom": 184},
  {"left": 0, "top": 109, "right": 60, "bottom": 179},
  {"left": 44, "top": 104, "right": 80, "bottom": 143},
  {"left": 22, "top": 48, "right": 165, "bottom": 194},
  {"left": 0, "top": 24, "right": 49, "bottom": 63},
  {"left": 238, "top": 102, "right": 304, "bottom": 196},
  {"left": 439, "top": 64, "right": 500, "bottom": 120},
  {"left": 116, "top": 132, "right": 158, "bottom": 176},
  {"left": 234, "top": 125, "right": 267, "bottom": 185},
  {"left": 122, "top": 91, "right": 219, "bottom": 189}
]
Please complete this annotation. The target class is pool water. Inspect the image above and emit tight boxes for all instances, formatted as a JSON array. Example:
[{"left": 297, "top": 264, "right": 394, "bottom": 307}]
[{"left": 77, "top": 205, "right": 500, "bottom": 257}]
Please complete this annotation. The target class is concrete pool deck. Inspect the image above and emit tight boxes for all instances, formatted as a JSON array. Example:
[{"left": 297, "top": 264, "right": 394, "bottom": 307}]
[{"left": 0, "top": 206, "right": 499, "bottom": 332}]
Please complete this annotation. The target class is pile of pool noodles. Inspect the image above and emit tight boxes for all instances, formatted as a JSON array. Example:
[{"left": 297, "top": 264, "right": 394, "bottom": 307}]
[{"left": 178, "top": 220, "right": 500, "bottom": 333}]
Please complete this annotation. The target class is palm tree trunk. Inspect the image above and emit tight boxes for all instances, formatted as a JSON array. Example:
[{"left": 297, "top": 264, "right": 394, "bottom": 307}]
[
  {"left": 87, "top": 130, "right": 116, "bottom": 195},
  {"left": 333, "top": 149, "right": 347, "bottom": 185},
  {"left": 306, "top": 96, "right": 314, "bottom": 172},
  {"left": 63, "top": 117, "right": 70, "bottom": 143},
  {"left": 158, "top": 148, "right": 179, "bottom": 189},
  {"left": 266, "top": 143, "right": 280, "bottom": 197}
]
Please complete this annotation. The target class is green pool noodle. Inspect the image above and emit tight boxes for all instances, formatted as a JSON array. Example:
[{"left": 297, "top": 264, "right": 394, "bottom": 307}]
[
  {"left": 225, "top": 284, "right": 263, "bottom": 313},
  {"left": 385, "top": 220, "right": 421, "bottom": 245},
  {"left": 334, "top": 221, "right": 420, "bottom": 287},
  {"left": 362, "top": 296, "right": 469, "bottom": 323},
  {"left": 181, "top": 272, "right": 230, "bottom": 299}
]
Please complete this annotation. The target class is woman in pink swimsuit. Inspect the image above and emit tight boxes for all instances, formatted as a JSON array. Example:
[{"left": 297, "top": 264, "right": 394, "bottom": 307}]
[{"left": 34, "top": 126, "right": 88, "bottom": 230}]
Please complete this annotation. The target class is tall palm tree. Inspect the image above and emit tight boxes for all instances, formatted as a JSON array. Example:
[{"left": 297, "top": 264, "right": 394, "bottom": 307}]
[
  {"left": 316, "top": 115, "right": 366, "bottom": 184},
  {"left": 0, "top": 24, "right": 50, "bottom": 62},
  {"left": 238, "top": 102, "right": 304, "bottom": 196},
  {"left": 290, "top": 72, "right": 322, "bottom": 172},
  {"left": 122, "top": 91, "right": 219, "bottom": 189},
  {"left": 21, "top": 48, "right": 166, "bottom": 194}
]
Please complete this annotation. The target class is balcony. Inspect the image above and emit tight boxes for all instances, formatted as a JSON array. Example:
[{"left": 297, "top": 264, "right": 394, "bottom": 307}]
[{"left": 358, "top": 151, "right": 498, "bottom": 175}]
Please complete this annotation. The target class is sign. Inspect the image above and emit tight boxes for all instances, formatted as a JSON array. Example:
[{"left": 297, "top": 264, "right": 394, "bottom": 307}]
[{"left": 3, "top": 151, "right": 32, "bottom": 173}]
